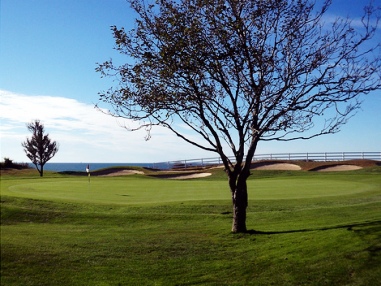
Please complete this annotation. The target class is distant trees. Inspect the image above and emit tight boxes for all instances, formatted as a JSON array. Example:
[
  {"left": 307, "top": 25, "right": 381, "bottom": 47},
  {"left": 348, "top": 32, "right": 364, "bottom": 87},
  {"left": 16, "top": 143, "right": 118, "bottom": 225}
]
[
  {"left": 97, "top": 0, "right": 381, "bottom": 232},
  {"left": 0, "top": 158, "right": 29, "bottom": 170},
  {"left": 22, "top": 120, "right": 59, "bottom": 177}
]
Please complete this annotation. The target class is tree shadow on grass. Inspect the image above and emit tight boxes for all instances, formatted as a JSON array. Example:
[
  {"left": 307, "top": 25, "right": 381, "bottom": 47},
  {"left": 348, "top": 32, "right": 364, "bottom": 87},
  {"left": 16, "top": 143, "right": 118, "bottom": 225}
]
[
  {"left": 247, "top": 220, "right": 381, "bottom": 235},
  {"left": 351, "top": 222, "right": 381, "bottom": 263},
  {"left": 248, "top": 220, "right": 381, "bottom": 268}
]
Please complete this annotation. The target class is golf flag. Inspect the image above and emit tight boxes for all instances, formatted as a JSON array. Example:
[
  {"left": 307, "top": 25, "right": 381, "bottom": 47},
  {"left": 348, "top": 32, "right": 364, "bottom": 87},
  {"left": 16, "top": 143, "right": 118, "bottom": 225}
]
[{"left": 86, "top": 164, "right": 91, "bottom": 183}]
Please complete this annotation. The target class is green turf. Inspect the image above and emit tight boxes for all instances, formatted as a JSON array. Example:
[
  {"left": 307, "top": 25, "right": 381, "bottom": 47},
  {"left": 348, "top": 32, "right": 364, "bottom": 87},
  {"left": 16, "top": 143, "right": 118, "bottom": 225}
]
[{"left": 1, "top": 168, "right": 381, "bottom": 285}]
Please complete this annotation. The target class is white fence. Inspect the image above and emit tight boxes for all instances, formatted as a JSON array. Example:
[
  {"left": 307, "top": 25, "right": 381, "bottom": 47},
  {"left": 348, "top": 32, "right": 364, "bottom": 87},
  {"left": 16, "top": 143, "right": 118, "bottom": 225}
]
[{"left": 152, "top": 151, "right": 381, "bottom": 169}]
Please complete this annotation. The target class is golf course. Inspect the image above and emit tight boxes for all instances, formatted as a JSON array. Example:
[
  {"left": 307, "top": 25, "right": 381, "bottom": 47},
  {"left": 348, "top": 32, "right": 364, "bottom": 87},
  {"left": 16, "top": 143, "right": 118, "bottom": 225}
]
[{"left": 1, "top": 160, "right": 381, "bottom": 285}]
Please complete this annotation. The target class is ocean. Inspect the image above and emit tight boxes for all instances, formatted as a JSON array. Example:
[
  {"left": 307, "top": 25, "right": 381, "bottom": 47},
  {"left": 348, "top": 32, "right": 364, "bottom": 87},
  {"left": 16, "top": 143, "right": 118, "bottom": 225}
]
[{"left": 35, "top": 162, "right": 169, "bottom": 172}]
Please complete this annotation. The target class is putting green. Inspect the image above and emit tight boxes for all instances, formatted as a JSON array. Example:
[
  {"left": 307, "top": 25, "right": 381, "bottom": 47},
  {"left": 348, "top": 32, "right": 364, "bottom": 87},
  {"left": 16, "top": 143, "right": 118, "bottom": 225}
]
[
  {"left": 3, "top": 174, "right": 378, "bottom": 204},
  {"left": 249, "top": 177, "right": 376, "bottom": 199}
]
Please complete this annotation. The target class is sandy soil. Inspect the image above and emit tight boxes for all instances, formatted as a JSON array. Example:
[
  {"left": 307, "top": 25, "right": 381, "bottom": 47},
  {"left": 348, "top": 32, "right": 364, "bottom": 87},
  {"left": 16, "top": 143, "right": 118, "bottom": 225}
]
[
  {"left": 168, "top": 172, "right": 212, "bottom": 179},
  {"left": 252, "top": 163, "right": 302, "bottom": 170},
  {"left": 315, "top": 165, "right": 363, "bottom": 172},
  {"left": 98, "top": 162, "right": 367, "bottom": 177},
  {"left": 100, "top": 170, "right": 145, "bottom": 176}
]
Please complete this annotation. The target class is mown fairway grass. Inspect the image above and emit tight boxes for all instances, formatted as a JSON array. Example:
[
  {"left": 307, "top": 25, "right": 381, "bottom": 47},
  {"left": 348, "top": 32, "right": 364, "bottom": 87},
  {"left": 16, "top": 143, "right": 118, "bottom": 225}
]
[{"left": 1, "top": 167, "right": 381, "bottom": 285}]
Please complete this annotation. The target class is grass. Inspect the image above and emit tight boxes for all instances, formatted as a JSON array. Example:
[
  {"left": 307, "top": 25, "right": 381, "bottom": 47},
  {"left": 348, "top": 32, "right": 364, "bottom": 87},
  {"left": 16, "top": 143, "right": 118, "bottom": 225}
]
[{"left": 1, "top": 166, "right": 381, "bottom": 285}]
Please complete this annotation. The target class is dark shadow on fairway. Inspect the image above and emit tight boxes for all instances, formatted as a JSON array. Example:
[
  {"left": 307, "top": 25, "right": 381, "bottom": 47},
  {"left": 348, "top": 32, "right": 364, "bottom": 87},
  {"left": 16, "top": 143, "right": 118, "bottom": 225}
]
[
  {"left": 247, "top": 220, "right": 381, "bottom": 235},
  {"left": 353, "top": 223, "right": 381, "bottom": 260},
  {"left": 248, "top": 220, "right": 381, "bottom": 271}
]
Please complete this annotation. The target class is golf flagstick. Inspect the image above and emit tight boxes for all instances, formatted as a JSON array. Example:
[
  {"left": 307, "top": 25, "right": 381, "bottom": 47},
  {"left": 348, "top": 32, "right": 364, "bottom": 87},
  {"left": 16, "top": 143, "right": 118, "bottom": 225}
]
[{"left": 86, "top": 164, "right": 90, "bottom": 183}]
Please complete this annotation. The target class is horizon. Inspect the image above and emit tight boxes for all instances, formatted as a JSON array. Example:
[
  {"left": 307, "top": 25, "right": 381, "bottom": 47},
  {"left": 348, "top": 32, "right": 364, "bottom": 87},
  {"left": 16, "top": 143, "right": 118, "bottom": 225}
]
[{"left": 7, "top": 151, "right": 381, "bottom": 166}]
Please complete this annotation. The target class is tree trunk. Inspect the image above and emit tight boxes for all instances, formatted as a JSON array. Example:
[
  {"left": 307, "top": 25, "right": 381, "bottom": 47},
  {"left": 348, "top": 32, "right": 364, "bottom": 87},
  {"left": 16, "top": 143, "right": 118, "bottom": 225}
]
[
  {"left": 39, "top": 164, "right": 43, "bottom": 177},
  {"left": 231, "top": 176, "right": 248, "bottom": 233},
  {"left": 228, "top": 140, "right": 256, "bottom": 233}
]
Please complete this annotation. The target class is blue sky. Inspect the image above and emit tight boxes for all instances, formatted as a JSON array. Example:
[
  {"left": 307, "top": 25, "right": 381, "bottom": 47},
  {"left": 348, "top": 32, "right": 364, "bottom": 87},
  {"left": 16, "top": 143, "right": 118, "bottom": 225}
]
[{"left": 1, "top": 0, "right": 380, "bottom": 163}]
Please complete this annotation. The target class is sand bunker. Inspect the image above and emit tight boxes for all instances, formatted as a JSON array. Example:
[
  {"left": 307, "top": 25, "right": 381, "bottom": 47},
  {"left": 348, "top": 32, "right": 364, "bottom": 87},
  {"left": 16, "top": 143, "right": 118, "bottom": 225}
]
[
  {"left": 169, "top": 172, "right": 212, "bottom": 179},
  {"left": 100, "top": 170, "right": 144, "bottom": 176},
  {"left": 98, "top": 162, "right": 365, "bottom": 178},
  {"left": 316, "top": 165, "right": 363, "bottom": 172},
  {"left": 252, "top": 163, "right": 302, "bottom": 171}
]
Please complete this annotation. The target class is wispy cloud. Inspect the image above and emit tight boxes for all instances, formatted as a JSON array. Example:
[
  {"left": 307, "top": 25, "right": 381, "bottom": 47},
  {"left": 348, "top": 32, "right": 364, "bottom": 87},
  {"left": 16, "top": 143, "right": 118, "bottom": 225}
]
[
  {"left": 322, "top": 11, "right": 380, "bottom": 30},
  {"left": 0, "top": 90, "right": 209, "bottom": 162}
]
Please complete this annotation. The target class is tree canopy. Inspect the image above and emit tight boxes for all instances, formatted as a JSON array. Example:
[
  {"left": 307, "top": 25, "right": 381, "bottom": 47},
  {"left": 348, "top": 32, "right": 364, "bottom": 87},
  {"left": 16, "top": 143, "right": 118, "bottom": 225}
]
[
  {"left": 97, "top": 0, "right": 381, "bottom": 232},
  {"left": 22, "top": 120, "right": 59, "bottom": 177}
]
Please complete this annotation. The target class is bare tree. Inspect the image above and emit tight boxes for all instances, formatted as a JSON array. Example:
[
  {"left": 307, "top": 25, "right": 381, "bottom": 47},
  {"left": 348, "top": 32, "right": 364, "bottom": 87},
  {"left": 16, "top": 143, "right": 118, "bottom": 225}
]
[
  {"left": 22, "top": 120, "right": 59, "bottom": 177},
  {"left": 96, "top": 0, "right": 381, "bottom": 232}
]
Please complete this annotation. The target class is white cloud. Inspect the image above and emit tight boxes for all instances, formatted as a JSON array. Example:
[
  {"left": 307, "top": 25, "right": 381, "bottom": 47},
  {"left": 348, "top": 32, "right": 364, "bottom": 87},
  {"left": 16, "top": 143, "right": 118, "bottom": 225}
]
[
  {"left": 0, "top": 90, "right": 211, "bottom": 163},
  {"left": 322, "top": 12, "right": 380, "bottom": 30},
  {"left": 1, "top": 89, "right": 378, "bottom": 164}
]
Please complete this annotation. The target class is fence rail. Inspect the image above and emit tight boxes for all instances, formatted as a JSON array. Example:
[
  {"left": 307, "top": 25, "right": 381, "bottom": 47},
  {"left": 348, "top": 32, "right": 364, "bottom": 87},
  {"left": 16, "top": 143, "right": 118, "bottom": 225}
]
[{"left": 152, "top": 151, "right": 381, "bottom": 169}]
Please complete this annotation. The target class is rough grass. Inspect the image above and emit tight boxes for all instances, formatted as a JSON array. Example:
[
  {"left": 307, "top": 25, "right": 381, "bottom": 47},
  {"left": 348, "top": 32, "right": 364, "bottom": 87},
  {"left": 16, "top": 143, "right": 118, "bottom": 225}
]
[{"left": 1, "top": 164, "right": 381, "bottom": 285}]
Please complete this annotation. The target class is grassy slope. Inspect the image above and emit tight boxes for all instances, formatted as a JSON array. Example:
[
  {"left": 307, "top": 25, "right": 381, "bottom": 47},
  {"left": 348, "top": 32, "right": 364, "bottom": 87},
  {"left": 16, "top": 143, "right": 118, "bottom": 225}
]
[{"left": 1, "top": 166, "right": 381, "bottom": 285}]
